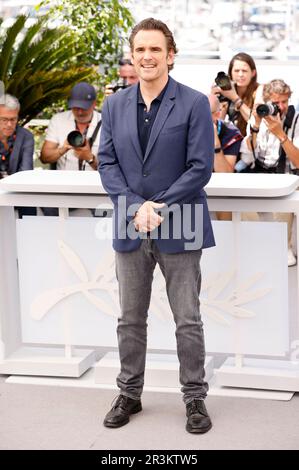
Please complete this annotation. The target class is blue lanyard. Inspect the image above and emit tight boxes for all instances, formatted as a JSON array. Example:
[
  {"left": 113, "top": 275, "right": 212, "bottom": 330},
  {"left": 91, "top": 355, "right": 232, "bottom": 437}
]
[{"left": 217, "top": 120, "right": 222, "bottom": 136}]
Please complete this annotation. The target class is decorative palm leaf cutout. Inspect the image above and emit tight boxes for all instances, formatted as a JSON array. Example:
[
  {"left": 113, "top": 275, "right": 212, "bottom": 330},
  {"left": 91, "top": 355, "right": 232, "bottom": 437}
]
[
  {"left": 30, "top": 240, "right": 119, "bottom": 320},
  {"left": 30, "top": 242, "right": 271, "bottom": 326}
]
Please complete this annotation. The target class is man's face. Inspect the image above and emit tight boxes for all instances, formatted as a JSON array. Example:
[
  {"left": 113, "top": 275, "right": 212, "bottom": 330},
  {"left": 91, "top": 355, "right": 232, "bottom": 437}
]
[
  {"left": 71, "top": 102, "right": 95, "bottom": 123},
  {"left": 119, "top": 64, "right": 138, "bottom": 85},
  {"left": 208, "top": 96, "right": 221, "bottom": 124},
  {"left": 0, "top": 106, "right": 18, "bottom": 138},
  {"left": 269, "top": 93, "right": 289, "bottom": 118},
  {"left": 131, "top": 29, "right": 174, "bottom": 84}
]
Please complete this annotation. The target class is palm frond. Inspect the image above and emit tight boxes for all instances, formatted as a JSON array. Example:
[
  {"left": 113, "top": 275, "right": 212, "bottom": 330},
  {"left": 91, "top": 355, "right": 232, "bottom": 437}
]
[
  {"left": 1, "top": 15, "right": 98, "bottom": 123},
  {"left": 0, "top": 15, "right": 27, "bottom": 81},
  {"left": 11, "top": 17, "right": 48, "bottom": 74},
  {"left": 19, "top": 68, "right": 95, "bottom": 123}
]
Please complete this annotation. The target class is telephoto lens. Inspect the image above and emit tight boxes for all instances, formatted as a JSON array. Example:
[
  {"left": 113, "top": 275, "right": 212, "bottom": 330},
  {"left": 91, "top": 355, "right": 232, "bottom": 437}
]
[
  {"left": 67, "top": 130, "right": 85, "bottom": 147},
  {"left": 215, "top": 71, "right": 232, "bottom": 91},
  {"left": 256, "top": 102, "right": 280, "bottom": 117}
]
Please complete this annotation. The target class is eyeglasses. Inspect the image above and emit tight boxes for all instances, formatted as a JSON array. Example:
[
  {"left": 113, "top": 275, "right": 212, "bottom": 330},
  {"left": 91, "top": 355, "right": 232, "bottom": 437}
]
[{"left": 0, "top": 117, "right": 18, "bottom": 124}]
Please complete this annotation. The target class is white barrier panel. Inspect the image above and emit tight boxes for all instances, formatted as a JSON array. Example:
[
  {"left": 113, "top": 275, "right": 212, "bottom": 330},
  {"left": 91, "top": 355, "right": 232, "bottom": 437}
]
[{"left": 16, "top": 217, "right": 288, "bottom": 355}]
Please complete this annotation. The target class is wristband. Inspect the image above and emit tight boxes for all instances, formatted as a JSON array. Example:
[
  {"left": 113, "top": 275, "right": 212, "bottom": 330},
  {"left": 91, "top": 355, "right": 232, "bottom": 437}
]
[
  {"left": 250, "top": 125, "right": 259, "bottom": 133},
  {"left": 87, "top": 156, "right": 95, "bottom": 164},
  {"left": 214, "top": 147, "right": 222, "bottom": 154},
  {"left": 234, "top": 98, "right": 243, "bottom": 111},
  {"left": 279, "top": 135, "right": 288, "bottom": 144}
]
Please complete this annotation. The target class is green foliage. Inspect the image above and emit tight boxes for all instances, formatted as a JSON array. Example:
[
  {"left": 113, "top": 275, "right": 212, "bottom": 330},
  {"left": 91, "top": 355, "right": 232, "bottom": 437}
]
[
  {"left": 0, "top": 1, "right": 134, "bottom": 123},
  {"left": 0, "top": 15, "right": 96, "bottom": 123},
  {"left": 39, "top": 0, "right": 134, "bottom": 84}
]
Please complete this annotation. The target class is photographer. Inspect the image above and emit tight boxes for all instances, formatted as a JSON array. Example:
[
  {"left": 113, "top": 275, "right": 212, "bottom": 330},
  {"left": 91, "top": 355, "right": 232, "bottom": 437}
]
[
  {"left": 211, "top": 52, "right": 262, "bottom": 136},
  {"left": 40, "top": 82, "right": 101, "bottom": 171},
  {"left": 240, "top": 79, "right": 299, "bottom": 265},
  {"left": 105, "top": 57, "right": 138, "bottom": 96},
  {"left": 241, "top": 79, "right": 299, "bottom": 173},
  {"left": 0, "top": 94, "right": 36, "bottom": 217},
  {"left": 208, "top": 94, "right": 243, "bottom": 220},
  {"left": 208, "top": 94, "right": 243, "bottom": 173}
]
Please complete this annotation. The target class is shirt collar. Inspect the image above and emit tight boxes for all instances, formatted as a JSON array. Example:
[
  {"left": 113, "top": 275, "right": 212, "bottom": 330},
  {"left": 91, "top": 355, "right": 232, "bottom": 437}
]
[{"left": 137, "top": 77, "right": 170, "bottom": 105}]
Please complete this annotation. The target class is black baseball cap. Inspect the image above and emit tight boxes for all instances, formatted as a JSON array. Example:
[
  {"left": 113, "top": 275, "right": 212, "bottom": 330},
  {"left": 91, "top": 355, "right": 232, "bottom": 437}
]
[{"left": 68, "top": 82, "right": 96, "bottom": 110}]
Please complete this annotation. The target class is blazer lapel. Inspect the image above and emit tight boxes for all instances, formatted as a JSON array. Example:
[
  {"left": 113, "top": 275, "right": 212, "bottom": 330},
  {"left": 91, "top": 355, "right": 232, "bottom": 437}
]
[
  {"left": 125, "top": 86, "right": 143, "bottom": 163},
  {"left": 143, "top": 77, "right": 176, "bottom": 163}
]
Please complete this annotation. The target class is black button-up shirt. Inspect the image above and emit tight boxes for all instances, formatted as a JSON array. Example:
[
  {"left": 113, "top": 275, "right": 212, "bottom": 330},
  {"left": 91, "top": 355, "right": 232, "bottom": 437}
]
[{"left": 137, "top": 79, "right": 169, "bottom": 158}]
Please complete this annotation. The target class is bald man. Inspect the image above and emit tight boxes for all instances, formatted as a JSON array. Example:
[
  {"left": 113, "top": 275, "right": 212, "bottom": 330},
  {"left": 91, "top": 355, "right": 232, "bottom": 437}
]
[{"left": 208, "top": 94, "right": 243, "bottom": 172}]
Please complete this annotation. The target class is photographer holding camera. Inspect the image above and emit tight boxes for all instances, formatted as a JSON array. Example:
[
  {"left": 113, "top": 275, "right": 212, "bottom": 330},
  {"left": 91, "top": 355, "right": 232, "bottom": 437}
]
[
  {"left": 208, "top": 94, "right": 243, "bottom": 220},
  {"left": 105, "top": 57, "right": 138, "bottom": 96},
  {"left": 211, "top": 53, "right": 262, "bottom": 137},
  {"left": 240, "top": 79, "right": 299, "bottom": 173},
  {"left": 208, "top": 94, "right": 243, "bottom": 173},
  {"left": 240, "top": 79, "right": 299, "bottom": 265},
  {"left": 41, "top": 82, "right": 101, "bottom": 171}
]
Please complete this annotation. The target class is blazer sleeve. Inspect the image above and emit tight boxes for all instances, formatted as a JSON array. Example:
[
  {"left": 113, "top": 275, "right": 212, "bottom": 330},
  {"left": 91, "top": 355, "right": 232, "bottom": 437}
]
[
  {"left": 17, "top": 130, "right": 34, "bottom": 171},
  {"left": 151, "top": 94, "right": 214, "bottom": 206},
  {"left": 98, "top": 99, "right": 145, "bottom": 217}
]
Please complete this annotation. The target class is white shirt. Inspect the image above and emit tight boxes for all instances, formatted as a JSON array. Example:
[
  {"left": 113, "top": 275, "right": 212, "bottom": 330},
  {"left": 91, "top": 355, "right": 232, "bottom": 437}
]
[
  {"left": 45, "top": 110, "right": 101, "bottom": 171},
  {"left": 240, "top": 109, "right": 299, "bottom": 171}
]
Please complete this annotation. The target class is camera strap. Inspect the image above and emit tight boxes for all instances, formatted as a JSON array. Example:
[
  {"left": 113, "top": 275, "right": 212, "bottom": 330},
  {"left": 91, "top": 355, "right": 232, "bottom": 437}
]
[
  {"left": 77, "top": 116, "right": 101, "bottom": 171},
  {"left": 80, "top": 117, "right": 101, "bottom": 171},
  {"left": 88, "top": 118, "right": 102, "bottom": 148},
  {"left": 77, "top": 123, "right": 90, "bottom": 171},
  {"left": 277, "top": 105, "right": 297, "bottom": 173}
]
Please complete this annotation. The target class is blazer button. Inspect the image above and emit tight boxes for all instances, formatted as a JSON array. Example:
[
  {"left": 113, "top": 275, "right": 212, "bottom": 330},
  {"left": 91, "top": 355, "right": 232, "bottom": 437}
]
[{"left": 143, "top": 172, "right": 148, "bottom": 177}]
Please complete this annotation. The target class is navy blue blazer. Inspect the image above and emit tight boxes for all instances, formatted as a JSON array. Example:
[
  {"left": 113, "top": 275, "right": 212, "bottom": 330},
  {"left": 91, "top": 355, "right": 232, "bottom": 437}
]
[
  {"left": 99, "top": 76, "right": 215, "bottom": 253},
  {"left": 8, "top": 126, "right": 34, "bottom": 174}
]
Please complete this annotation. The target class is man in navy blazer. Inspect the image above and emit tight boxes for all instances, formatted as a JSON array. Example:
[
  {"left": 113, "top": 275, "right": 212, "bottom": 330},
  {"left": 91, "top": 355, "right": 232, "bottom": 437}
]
[
  {"left": 0, "top": 94, "right": 34, "bottom": 177},
  {"left": 99, "top": 18, "right": 215, "bottom": 434},
  {"left": 0, "top": 94, "right": 35, "bottom": 217}
]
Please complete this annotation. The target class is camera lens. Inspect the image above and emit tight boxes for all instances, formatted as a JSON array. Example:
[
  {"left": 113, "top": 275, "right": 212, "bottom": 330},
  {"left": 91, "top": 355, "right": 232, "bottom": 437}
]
[
  {"left": 67, "top": 130, "right": 85, "bottom": 147},
  {"left": 256, "top": 104, "right": 270, "bottom": 117},
  {"left": 256, "top": 103, "right": 279, "bottom": 117},
  {"left": 215, "top": 72, "right": 232, "bottom": 91}
]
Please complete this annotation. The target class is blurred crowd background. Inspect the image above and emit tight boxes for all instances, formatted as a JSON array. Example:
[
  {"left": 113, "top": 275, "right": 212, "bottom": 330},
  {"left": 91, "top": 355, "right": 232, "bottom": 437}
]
[{"left": 1, "top": 0, "right": 299, "bottom": 60}]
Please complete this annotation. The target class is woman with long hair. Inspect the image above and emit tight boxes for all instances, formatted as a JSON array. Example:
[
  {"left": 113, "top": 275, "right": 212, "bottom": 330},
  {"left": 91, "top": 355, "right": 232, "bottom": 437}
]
[{"left": 212, "top": 52, "right": 262, "bottom": 136}]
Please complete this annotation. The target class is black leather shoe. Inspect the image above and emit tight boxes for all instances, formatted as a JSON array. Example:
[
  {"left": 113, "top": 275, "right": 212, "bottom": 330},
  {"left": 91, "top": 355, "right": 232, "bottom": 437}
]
[
  {"left": 186, "top": 399, "right": 212, "bottom": 434},
  {"left": 103, "top": 395, "right": 142, "bottom": 428}
]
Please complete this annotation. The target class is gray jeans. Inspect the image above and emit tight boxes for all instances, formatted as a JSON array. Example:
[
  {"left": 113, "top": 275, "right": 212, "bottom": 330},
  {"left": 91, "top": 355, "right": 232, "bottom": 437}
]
[{"left": 115, "top": 238, "right": 208, "bottom": 404}]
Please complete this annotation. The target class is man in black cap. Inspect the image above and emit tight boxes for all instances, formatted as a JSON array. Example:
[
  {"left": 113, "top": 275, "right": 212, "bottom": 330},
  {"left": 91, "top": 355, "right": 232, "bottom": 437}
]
[{"left": 41, "top": 82, "right": 101, "bottom": 171}]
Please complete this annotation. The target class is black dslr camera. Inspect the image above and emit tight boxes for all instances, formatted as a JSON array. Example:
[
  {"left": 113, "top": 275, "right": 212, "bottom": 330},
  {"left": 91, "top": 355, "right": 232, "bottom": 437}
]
[
  {"left": 214, "top": 71, "right": 232, "bottom": 103},
  {"left": 111, "top": 78, "right": 129, "bottom": 93},
  {"left": 215, "top": 71, "right": 232, "bottom": 91},
  {"left": 256, "top": 102, "right": 280, "bottom": 118},
  {"left": 67, "top": 130, "right": 85, "bottom": 148}
]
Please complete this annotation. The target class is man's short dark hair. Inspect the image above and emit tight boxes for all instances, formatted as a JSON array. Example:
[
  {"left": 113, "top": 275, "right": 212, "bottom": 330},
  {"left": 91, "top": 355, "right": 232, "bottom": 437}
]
[
  {"left": 129, "top": 17, "right": 178, "bottom": 71},
  {"left": 118, "top": 58, "right": 133, "bottom": 66}
]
